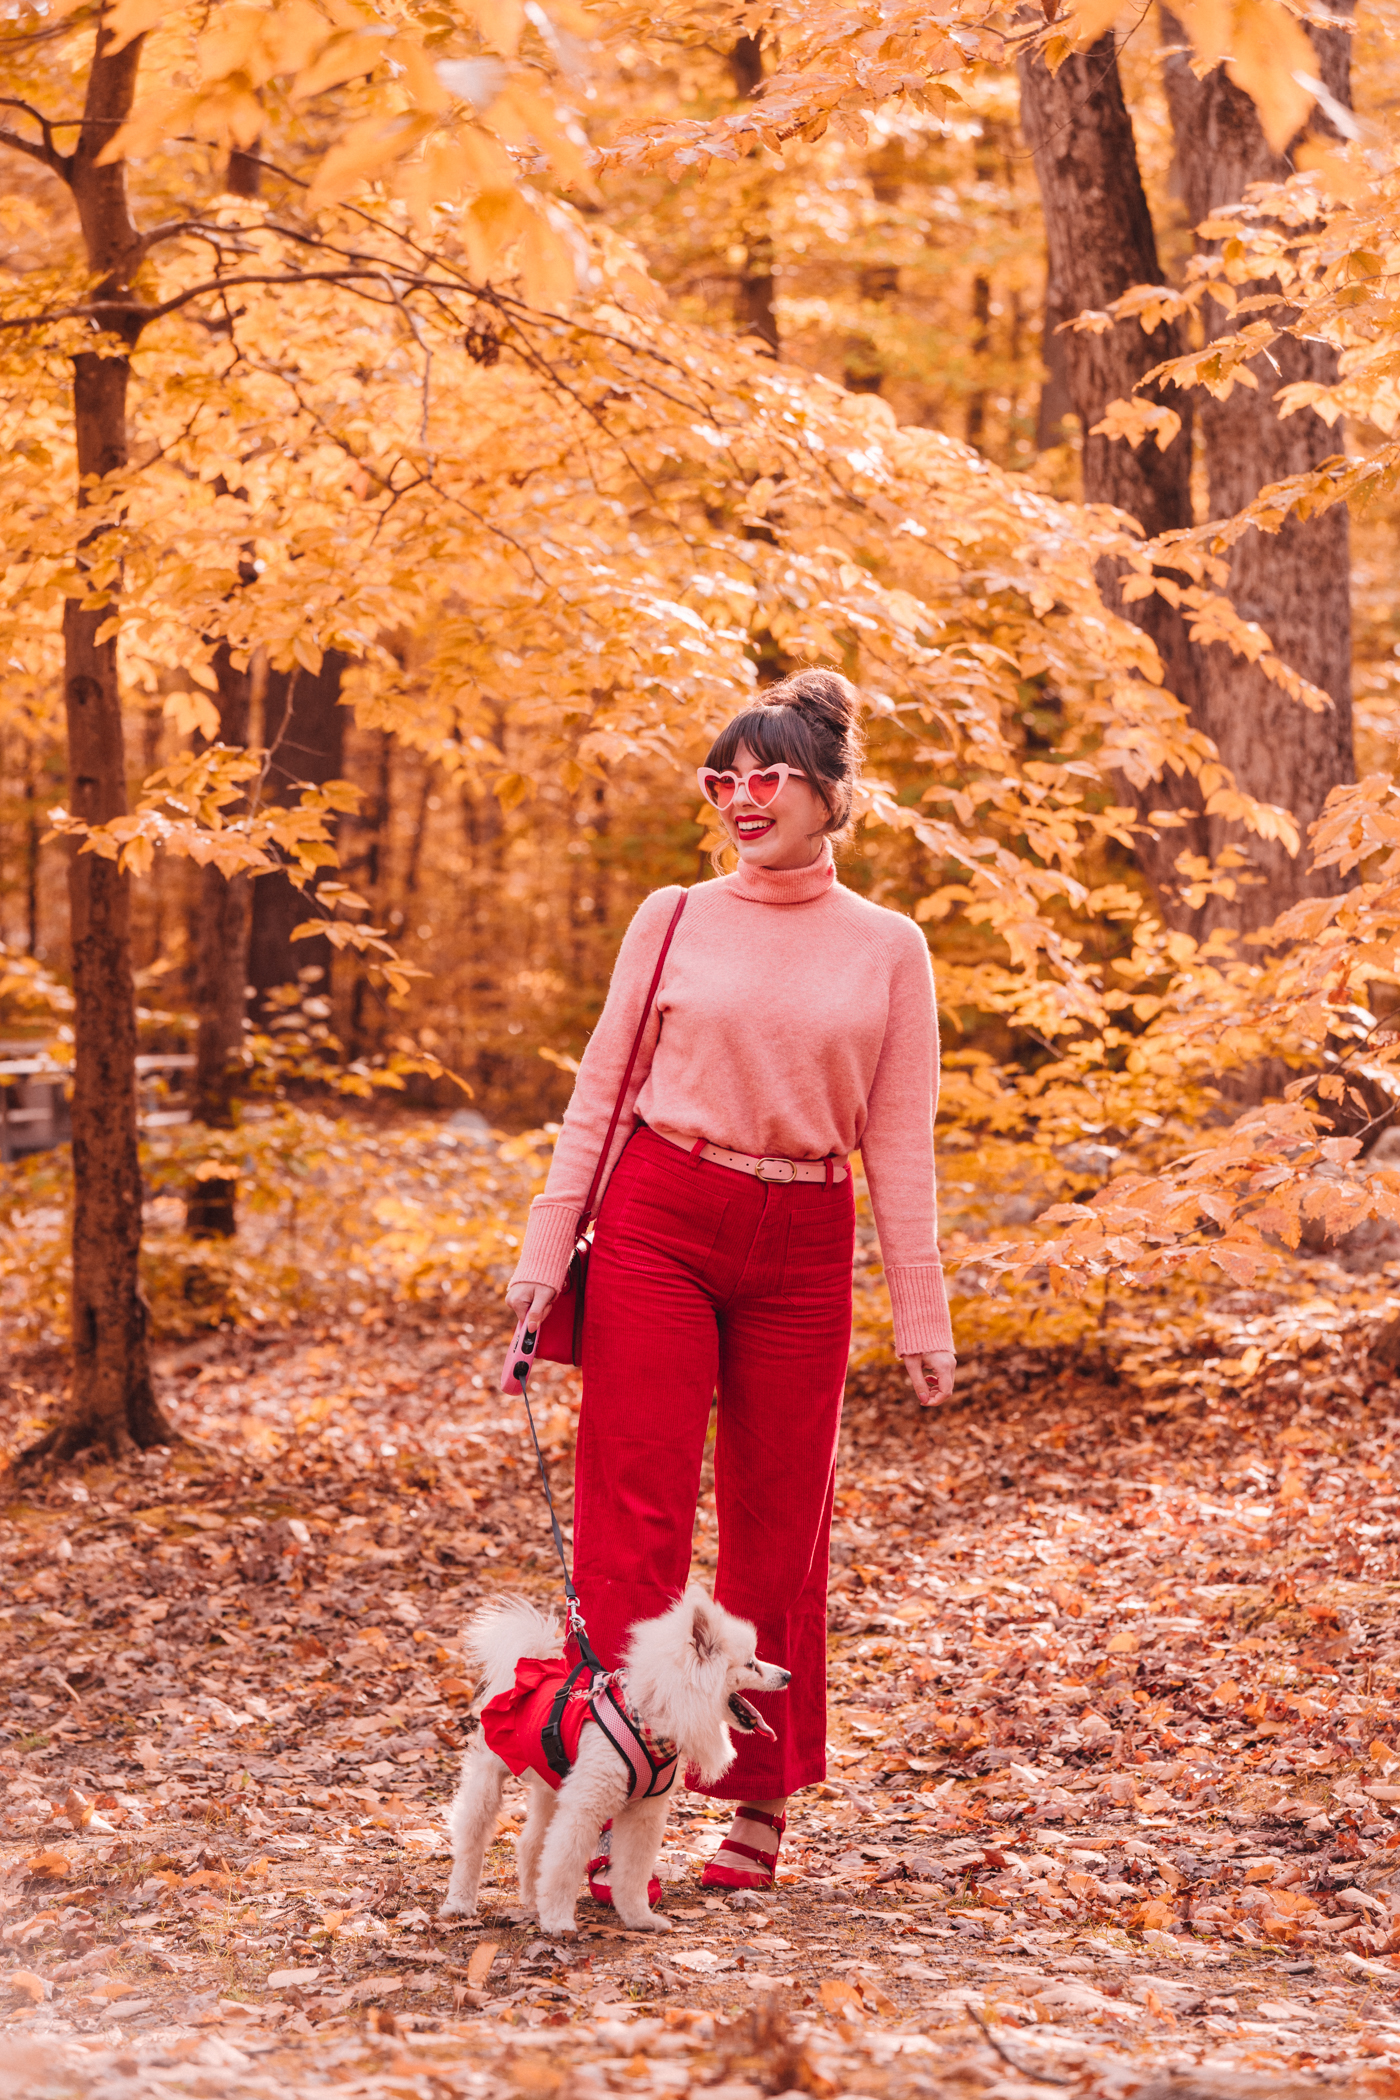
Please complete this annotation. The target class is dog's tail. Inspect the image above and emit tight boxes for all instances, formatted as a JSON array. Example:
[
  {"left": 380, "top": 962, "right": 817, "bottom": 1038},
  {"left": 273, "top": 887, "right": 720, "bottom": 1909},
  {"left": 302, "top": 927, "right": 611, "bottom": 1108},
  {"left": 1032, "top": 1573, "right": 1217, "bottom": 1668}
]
[{"left": 463, "top": 1595, "right": 561, "bottom": 1703}]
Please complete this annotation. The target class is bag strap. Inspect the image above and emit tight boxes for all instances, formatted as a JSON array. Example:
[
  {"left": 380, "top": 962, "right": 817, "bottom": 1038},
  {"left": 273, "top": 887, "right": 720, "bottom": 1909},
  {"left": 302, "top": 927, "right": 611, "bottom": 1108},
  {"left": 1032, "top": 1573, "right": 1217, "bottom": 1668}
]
[{"left": 577, "top": 888, "right": 688, "bottom": 1231}]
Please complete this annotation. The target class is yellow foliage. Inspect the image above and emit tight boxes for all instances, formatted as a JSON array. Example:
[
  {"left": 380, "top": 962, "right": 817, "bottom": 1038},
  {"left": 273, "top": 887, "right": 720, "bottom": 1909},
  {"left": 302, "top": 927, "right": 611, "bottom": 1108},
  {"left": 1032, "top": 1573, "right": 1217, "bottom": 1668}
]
[{"left": 2, "top": 0, "right": 1399, "bottom": 1376}]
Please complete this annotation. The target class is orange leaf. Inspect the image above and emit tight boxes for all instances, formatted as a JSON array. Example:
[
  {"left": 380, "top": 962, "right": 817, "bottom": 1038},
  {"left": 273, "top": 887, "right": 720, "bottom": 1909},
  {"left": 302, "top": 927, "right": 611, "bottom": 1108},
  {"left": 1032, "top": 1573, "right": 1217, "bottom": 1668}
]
[
  {"left": 5, "top": 1971, "right": 50, "bottom": 2004},
  {"left": 466, "top": 1940, "right": 499, "bottom": 1991},
  {"left": 21, "top": 1849, "right": 71, "bottom": 1880}
]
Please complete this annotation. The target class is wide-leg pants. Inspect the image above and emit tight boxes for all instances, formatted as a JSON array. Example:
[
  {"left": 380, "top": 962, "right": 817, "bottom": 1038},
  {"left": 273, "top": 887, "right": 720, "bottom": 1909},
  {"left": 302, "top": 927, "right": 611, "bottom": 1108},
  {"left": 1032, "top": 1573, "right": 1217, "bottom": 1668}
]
[{"left": 573, "top": 1124, "right": 854, "bottom": 1799}]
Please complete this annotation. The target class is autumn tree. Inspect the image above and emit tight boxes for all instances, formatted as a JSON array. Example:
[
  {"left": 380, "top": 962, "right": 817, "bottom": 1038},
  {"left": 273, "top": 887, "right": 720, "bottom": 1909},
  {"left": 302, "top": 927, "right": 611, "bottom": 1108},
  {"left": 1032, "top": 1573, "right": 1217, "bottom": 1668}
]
[
  {"left": 1019, "top": 11, "right": 1356, "bottom": 936},
  {"left": 1156, "top": 3, "right": 1356, "bottom": 930},
  {"left": 248, "top": 654, "right": 349, "bottom": 1013},
  {"left": 1, "top": 0, "right": 1381, "bottom": 1457},
  {"left": 185, "top": 643, "right": 256, "bottom": 1240},
  {"left": 0, "top": 0, "right": 590, "bottom": 1458}
]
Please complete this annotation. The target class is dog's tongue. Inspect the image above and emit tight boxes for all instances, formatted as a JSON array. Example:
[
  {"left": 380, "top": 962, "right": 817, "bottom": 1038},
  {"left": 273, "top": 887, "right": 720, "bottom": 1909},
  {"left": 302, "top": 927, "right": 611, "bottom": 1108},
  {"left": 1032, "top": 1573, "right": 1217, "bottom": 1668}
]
[{"left": 728, "top": 1693, "right": 777, "bottom": 1740}]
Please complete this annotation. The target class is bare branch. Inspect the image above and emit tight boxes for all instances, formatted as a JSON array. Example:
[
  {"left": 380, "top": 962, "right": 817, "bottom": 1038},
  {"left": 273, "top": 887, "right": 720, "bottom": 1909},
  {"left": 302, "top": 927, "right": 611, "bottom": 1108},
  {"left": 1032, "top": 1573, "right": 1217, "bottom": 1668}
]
[
  {"left": 135, "top": 217, "right": 220, "bottom": 256},
  {"left": 0, "top": 267, "right": 409, "bottom": 330},
  {"left": 0, "top": 11, "right": 96, "bottom": 55},
  {"left": 0, "top": 114, "right": 64, "bottom": 175}
]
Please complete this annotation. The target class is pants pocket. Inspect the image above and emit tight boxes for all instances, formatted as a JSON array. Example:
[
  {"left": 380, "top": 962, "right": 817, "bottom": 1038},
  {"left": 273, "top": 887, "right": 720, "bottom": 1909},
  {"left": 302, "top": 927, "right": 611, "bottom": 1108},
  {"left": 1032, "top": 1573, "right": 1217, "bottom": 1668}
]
[
  {"left": 597, "top": 1150, "right": 733, "bottom": 1276},
  {"left": 779, "top": 1184, "right": 856, "bottom": 1298}
]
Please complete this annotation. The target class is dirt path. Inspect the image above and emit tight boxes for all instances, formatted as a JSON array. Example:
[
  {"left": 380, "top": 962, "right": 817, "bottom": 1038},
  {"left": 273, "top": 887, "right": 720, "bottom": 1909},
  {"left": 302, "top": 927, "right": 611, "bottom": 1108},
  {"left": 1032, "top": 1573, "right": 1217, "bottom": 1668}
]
[{"left": 4, "top": 1313, "right": 1400, "bottom": 2097}]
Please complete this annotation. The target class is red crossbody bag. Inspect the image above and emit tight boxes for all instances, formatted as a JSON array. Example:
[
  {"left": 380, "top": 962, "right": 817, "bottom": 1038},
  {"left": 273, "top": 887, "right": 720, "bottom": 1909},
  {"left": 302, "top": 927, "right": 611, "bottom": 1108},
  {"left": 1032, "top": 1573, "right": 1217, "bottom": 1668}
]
[{"left": 533, "top": 890, "right": 688, "bottom": 1366}]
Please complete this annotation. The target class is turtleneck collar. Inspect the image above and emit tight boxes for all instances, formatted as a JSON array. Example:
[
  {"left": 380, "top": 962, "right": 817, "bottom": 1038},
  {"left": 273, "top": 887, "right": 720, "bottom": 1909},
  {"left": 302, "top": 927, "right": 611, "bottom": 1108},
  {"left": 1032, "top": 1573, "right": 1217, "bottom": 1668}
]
[{"left": 724, "top": 837, "right": 836, "bottom": 906}]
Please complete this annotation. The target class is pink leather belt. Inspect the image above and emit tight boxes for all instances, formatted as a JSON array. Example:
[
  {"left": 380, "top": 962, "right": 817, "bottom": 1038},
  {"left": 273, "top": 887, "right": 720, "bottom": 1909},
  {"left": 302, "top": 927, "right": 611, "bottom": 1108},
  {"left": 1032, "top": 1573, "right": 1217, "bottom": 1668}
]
[{"left": 650, "top": 1124, "right": 849, "bottom": 1186}]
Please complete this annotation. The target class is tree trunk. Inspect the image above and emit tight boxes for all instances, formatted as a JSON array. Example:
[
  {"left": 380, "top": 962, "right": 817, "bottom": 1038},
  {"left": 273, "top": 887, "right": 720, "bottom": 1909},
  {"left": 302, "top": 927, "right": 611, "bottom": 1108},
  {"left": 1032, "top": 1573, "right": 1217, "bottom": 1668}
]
[
  {"left": 1159, "top": 7, "right": 1355, "bottom": 936},
  {"left": 32, "top": 17, "right": 178, "bottom": 1460},
  {"left": 348, "top": 729, "right": 393, "bottom": 1055},
  {"left": 1018, "top": 37, "right": 1212, "bottom": 927},
  {"left": 729, "top": 36, "right": 778, "bottom": 357},
  {"left": 226, "top": 145, "right": 261, "bottom": 198},
  {"left": 248, "top": 651, "right": 349, "bottom": 1010},
  {"left": 965, "top": 273, "right": 991, "bottom": 449},
  {"left": 185, "top": 643, "right": 252, "bottom": 1239},
  {"left": 1034, "top": 267, "right": 1074, "bottom": 449},
  {"left": 23, "top": 739, "right": 41, "bottom": 954},
  {"left": 1020, "top": 28, "right": 1357, "bottom": 939}
]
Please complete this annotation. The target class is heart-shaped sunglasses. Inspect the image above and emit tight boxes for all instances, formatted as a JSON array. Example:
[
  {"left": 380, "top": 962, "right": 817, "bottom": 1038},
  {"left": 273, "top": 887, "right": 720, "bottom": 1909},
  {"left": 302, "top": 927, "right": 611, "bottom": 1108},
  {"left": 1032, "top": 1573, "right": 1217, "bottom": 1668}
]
[{"left": 696, "top": 762, "right": 807, "bottom": 811}]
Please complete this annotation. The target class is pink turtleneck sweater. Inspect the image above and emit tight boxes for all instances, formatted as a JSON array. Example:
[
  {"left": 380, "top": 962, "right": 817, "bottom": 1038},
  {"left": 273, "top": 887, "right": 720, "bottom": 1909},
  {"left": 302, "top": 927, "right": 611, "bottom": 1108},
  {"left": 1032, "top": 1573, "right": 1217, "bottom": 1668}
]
[{"left": 511, "top": 841, "right": 953, "bottom": 1356}]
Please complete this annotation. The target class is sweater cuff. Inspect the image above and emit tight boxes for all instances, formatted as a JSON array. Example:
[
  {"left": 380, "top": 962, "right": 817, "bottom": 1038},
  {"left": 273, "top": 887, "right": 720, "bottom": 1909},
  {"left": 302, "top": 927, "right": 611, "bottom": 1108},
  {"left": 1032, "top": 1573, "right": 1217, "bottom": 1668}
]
[
  {"left": 886, "top": 1263, "right": 954, "bottom": 1357},
  {"left": 511, "top": 1200, "right": 584, "bottom": 1294}
]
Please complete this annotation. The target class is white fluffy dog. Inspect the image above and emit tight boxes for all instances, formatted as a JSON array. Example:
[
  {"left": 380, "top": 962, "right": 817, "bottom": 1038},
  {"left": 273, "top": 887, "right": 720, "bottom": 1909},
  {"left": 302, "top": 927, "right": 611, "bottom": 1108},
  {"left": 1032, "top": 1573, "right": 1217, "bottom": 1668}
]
[{"left": 441, "top": 1585, "right": 789, "bottom": 1934}]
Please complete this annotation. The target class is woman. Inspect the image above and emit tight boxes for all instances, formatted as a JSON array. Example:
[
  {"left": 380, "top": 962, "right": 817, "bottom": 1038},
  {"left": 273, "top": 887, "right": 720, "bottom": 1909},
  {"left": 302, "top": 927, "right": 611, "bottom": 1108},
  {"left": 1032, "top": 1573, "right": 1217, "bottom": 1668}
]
[{"left": 507, "top": 669, "right": 956, "bottom": 1894}]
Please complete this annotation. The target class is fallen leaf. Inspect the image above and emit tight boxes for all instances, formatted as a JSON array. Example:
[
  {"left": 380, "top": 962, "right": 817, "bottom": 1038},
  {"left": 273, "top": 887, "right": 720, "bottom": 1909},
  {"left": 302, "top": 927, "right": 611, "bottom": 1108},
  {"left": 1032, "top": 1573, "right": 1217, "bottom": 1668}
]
[
  {"left": 20, "top": 1849, "right": 71, "bottom": 1880},
  {"left": 4, "top": 1971, "right": 51, "bottom": 2004},
  {"left": 60, "top": 1785, "right": 116, "bottom": 1835},
  {"left": 466, "top": 1939, "right": 499, "bottom": 1991},
  {"left": 351, "top": 1973, "right": 404, "bottom": 2003},
  {"left": 52, "top": 1948, "right": 119, "bottom": 1981}
]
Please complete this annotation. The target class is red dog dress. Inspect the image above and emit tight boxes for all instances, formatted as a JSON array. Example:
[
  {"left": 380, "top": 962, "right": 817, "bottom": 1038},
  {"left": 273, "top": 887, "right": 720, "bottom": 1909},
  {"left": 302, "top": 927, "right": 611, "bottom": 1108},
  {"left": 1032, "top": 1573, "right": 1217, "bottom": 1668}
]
[{"left": 481, "top": 1649, "right": 678, "bottom": 1799}]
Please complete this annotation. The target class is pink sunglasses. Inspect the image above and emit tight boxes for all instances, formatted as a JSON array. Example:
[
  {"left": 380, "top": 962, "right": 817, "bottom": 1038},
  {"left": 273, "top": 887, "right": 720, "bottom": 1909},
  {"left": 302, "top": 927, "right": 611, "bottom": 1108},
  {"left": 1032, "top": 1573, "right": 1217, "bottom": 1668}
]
[{"left": 696, "top": 762, "right": 807, "bottom": 811}]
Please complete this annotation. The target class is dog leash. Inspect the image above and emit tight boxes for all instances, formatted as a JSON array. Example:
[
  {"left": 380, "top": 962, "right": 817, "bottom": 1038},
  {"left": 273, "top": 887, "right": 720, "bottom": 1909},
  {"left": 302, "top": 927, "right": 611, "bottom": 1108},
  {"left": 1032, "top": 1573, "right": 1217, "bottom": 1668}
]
[
  {"left": 506, "top": 1325, "right": 773, "bottom": 1785},
  {"left": 508, "top": 1325, "right": 607, "bottom": 1775}
]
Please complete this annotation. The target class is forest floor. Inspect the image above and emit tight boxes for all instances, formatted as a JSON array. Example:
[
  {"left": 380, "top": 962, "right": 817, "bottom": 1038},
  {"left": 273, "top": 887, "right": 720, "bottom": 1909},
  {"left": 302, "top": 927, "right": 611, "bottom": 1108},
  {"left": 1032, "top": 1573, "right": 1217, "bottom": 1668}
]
[{"left": 5, "top": 1299, "right": 1400, "bottom": 2099}]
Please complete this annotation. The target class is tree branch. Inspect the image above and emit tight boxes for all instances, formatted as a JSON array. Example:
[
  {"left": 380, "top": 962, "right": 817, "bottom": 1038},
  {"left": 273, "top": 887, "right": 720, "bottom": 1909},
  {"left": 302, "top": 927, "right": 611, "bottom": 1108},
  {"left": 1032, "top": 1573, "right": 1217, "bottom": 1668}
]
[
  {"left": 0, "top": 123, "right": 57, "bottom": 169},
  {"left": 135, "top": 217, "right": 221, "bottom": 256},
  {"left": 0, "top": 93, "right": 66, "bottom": 171},
  {"left": 0, "top": 267, "right": 411, "bottom": 330}
]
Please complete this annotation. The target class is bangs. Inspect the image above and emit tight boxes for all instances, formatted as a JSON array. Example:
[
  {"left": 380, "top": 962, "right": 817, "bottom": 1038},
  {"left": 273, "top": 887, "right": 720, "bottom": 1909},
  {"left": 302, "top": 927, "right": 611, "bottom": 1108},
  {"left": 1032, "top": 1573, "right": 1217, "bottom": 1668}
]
[{"left": 704, "top": 706, "right": 811, "bottom": 776}]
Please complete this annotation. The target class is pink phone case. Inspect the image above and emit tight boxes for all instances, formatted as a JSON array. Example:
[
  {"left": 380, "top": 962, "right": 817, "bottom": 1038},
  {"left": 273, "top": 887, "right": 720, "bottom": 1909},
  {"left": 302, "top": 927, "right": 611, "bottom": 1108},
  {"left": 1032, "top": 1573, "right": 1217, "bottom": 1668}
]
[{"left": 500, "top": 1319, "right": 540, "bottom": 1395}]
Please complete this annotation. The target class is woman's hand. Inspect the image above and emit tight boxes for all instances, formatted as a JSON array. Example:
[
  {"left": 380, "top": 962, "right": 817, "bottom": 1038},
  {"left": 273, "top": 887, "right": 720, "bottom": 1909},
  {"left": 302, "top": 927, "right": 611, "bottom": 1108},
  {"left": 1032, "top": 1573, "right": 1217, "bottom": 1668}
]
[
  {"left": 506, "top": 1282, "right": 558, "bottom": 1331},
  {"left": 901, "top": 1350, "right": 956, "bottom": 1408}
]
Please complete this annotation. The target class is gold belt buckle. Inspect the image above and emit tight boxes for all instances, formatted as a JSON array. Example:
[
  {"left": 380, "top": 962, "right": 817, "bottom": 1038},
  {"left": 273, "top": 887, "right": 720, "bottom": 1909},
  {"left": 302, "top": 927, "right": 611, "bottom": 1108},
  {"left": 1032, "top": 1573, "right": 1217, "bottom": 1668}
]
[{"left": 755, "top": 1155, "right": 797, "bottom": 1184}]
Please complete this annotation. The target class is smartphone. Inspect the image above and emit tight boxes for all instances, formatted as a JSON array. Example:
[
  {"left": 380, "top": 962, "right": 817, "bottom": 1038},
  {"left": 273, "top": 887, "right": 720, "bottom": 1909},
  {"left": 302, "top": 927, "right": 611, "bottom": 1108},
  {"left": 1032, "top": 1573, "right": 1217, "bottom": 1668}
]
[{"left": 500, "top": 1319, "right": 540, "bottom": 1395}]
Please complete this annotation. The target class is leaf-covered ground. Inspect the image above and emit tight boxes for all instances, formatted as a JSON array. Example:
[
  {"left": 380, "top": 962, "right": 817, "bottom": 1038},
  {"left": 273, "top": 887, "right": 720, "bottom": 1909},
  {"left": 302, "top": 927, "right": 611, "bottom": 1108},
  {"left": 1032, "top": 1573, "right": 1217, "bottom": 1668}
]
[{"left": 6, "top": 1298, "right": 1400, "bottom": 2099}]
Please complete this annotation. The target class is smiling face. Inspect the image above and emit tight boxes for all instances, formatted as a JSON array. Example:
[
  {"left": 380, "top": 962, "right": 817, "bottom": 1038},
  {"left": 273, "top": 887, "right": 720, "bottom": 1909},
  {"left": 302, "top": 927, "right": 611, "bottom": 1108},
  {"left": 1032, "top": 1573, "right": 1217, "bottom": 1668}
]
[{"left": 715, "top": 740, "right": 832, "bottom": 871}]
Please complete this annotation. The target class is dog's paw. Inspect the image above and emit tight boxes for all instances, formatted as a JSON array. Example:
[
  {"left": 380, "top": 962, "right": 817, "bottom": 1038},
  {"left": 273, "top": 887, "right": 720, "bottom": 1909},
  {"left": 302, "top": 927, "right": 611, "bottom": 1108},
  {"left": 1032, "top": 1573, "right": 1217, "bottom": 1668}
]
[
  {"left": 616, "top": 1909, "right": 673, "bottom": 1932},
  {"left": 438, "top": 1898, "right": 478, "bottom": 1920},
  {"left": 537, "top": 1914, "right": 578, "bottom": 1937}
]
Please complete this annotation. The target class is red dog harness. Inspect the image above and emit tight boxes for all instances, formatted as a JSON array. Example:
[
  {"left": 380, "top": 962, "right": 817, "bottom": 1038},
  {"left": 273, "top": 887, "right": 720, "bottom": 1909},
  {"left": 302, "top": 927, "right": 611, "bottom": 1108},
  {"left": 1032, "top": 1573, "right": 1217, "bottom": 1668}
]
[{"left": 482, "top": 1649, "right": 678, "bottom": 1800}]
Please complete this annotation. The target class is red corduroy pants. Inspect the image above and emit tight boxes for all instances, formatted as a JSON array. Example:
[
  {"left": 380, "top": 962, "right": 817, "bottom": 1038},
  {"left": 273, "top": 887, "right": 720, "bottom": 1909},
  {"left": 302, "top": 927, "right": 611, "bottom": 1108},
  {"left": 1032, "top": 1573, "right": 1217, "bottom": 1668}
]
[{"left": 573, "top": 1124, "right": 854, "bottom": 1800}]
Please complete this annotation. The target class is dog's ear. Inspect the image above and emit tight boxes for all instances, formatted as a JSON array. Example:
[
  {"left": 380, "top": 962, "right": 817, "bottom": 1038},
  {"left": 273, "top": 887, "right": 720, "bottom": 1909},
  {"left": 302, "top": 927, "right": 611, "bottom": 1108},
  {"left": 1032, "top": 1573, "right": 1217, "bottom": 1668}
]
[{"left": 689, "top": 1597, "right": 718, "bottom": 1664}]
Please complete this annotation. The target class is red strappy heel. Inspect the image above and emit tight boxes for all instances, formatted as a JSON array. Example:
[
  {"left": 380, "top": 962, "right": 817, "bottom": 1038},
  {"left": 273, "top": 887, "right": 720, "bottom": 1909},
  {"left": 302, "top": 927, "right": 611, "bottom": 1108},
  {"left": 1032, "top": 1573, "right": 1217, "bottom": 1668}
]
[
  {"left": 700, "top": 1808, "right": 787, "bottom": 1892},
  {"left": 586, "top": 1820, "right": 662, "bottom": 1908}
]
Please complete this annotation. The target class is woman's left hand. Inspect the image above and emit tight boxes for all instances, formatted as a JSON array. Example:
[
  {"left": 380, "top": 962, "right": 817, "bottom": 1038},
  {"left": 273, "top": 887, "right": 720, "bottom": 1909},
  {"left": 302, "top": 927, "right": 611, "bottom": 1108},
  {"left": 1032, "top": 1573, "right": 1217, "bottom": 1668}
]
[{"left": 901, "top": 1351, "right": 956, "bottom": 1408}]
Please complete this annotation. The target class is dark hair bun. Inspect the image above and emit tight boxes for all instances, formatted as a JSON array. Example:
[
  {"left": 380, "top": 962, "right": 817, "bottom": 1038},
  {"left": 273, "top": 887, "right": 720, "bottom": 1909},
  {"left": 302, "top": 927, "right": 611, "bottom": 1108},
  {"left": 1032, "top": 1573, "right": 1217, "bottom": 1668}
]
[
  {"left": 763, "top": 668, "right": 860, "bottom": 741},
  {"left": 703, "top": 667, "right": 865, "bottom": 842}
]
